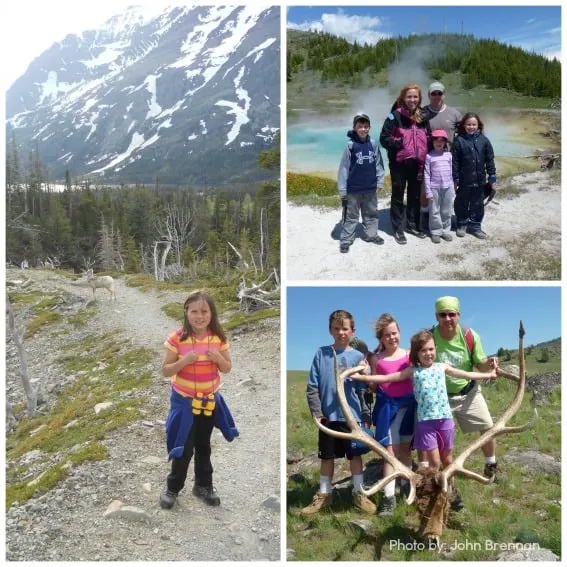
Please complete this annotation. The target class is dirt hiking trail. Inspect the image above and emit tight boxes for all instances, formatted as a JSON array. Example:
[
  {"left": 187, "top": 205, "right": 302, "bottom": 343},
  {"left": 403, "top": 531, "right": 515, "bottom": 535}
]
[{"left": 6, "top": 270, "right": 280, "bottom": 561}]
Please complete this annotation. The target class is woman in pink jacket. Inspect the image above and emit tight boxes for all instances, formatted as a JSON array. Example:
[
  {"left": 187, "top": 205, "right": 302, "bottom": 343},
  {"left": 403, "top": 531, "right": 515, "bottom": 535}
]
[{"left": 380, "top": 84, "right": 431, "bottom": 245}]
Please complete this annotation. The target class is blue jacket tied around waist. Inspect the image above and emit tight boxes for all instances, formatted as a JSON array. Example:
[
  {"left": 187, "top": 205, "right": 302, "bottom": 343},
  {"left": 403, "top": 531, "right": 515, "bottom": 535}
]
[
  {"left": 372, "top": 390, "right": 416, "bottom": 447},
  {"left": 166, "top": 389, "right": 239, "bottom": 460}
]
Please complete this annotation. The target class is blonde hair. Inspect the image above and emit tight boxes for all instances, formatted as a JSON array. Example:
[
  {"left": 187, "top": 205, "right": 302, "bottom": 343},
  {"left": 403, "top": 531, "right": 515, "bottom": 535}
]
[
  {"left": 395, "top": 84, "right": 425, "bottom": 124},
  {"left": 374, "top": 313, "right": 400, "bottom": 353},
  {"left": 409, "top": 330, "right": 435, "bottom": 366}
]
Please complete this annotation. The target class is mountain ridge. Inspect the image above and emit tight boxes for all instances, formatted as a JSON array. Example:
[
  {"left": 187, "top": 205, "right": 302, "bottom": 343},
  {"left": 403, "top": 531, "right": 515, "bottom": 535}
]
[{"left": 6, "top": 5, "right": 280, "bottom": 187}]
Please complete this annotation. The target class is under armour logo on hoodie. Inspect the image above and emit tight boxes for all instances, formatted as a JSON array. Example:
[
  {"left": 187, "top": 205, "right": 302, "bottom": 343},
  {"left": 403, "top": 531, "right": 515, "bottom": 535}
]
[{"left": 355, "top": 151, "right": 376, "bottom": 165}]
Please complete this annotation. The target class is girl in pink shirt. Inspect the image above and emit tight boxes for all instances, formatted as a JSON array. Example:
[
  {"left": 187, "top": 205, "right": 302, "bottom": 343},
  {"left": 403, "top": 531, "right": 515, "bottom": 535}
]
[
  {"left": 424, "top": 129, "right": 454, "bottom": 244},
  {"left": 368, "top": 313, "right": 415, "bottom": 516}
]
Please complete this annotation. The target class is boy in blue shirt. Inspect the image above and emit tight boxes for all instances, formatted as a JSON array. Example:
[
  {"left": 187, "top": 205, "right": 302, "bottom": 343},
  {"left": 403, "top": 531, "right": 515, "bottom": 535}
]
[
  {"left": 337, "top": 113, "right": 385, "bottom": 253},
  {"left": 302, "top": 310, "right": 375, "bottom": 515}
]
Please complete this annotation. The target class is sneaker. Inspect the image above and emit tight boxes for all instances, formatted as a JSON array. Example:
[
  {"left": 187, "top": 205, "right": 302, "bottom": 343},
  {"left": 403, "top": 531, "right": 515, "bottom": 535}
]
[
  {"left": 431, "top": 234, "right": 441, "bottom": 244},
  {"left": 367, "top": 235, "right": 385, "bottom": 245},
  {"left": 406, "top": 227, "right": 426, "bottom": 238},
  {"left": 456, "top": 228, "right": 466, "bottom": 238},
  {"left": 394, "top": 232, "right": 407, "bottom": 245},
  {"left": 378, "top": 495, "right": 396, "bottom": 517},
  {"left": 353, "top": 491, "right": 377, "bottom": 514},
  {"left": 441, "top": 233, "right": 453, "bottom": 242},
  {"left": 301, "top": 491, "right": 333, "bottom": 515},
  {"left": 159, "top": 488, "right": 177, "bottom": 509},
  {"left": 192, "top": 485, "right": 221, "bottom": 506},
  {"left": 484, "top": 462, "right": 500, "bottom": 483},
  {"left": 469, "top": 230, "right": 488, "bottom": 240},
  {"left": 449, "top": 489, "right": 464, "bottom": 512},
  {"left": 340, "top": 242, "right": 350, "bottom": 253}
]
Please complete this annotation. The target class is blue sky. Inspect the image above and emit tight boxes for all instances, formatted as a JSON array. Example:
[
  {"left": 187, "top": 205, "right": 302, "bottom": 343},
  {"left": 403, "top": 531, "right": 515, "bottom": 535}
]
[
  {"left": 286, "top": 286, "right": 561, "bottom": 370},
  {"left": 287, "top": 6, "right": 561, "bottom": 61}
]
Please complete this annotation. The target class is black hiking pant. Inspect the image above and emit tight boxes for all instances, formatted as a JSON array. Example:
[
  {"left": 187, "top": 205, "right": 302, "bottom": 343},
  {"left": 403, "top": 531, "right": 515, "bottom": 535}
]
[
  {"left": 167, "top": 412, "right": 215, "bottom": 493},
  {"left": 389, "top": 160, "right": 422, "bottom": 235}
]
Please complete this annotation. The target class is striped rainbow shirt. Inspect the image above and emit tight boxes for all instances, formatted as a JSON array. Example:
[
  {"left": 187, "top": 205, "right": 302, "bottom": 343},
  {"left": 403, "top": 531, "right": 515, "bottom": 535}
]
[{"left": 165, "top": 330, "right": 229, "bottom": 398}]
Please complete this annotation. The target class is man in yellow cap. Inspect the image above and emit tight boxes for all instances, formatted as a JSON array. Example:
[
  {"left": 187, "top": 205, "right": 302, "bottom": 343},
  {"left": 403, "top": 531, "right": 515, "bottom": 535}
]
[{"left": 430, "top": 296, "right": 499, "bottom": 510}]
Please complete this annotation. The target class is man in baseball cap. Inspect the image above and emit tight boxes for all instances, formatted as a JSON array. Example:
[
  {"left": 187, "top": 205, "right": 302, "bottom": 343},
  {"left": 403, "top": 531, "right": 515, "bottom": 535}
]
[{"left": 423, "top": 82, "right": 461, "bottom": 145}]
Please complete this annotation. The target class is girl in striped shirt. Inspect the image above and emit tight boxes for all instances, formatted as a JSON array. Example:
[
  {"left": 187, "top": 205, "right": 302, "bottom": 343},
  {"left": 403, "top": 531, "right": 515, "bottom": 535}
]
[
  {"left": 424, "top": 129, "right": 454, "bottom": 244},
  {"left": 159, "top": 291, "right": 232, "bottom": 510}
]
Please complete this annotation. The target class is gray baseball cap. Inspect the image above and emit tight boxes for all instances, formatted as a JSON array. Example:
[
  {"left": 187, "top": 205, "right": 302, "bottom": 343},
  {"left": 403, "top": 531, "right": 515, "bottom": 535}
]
[{"left": 428, "top": 81, "right": 445, "bottom": 94}]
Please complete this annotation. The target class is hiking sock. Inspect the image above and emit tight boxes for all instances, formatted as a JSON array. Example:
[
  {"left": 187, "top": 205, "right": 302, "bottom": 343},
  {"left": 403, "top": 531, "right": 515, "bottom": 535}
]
[
  {"left": 384, "top": 480, "right": 395, "bottom": 498},
  {"left": 418, "top": 461, "right": 429, "bottom": 468},
  {"left": 352, "top": 474, "right": 364, "bottom": 493},
  {"left": 319, "top": 475, "right": 332, "bottom": 493},
  {"left": 485, "top": 456, "right": 496, "bottom": 465}
]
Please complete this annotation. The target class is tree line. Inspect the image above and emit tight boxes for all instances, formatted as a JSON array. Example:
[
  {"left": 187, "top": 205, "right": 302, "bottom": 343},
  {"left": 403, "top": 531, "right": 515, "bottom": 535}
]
[
  {"left": 6, "top": 133, "right": 280, "bottom": 280},
  {"left": 288, "top": 31, "right": 560, "bottom": 98}
]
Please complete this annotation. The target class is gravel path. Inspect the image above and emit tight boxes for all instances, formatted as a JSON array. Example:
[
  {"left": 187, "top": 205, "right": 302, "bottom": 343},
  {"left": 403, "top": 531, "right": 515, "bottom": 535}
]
[
  {"left": 6, "top": 271, "right": 280, "bottom": 561},
  {"left": 286, "top": 170, "right": 560, "bottom": 281}
]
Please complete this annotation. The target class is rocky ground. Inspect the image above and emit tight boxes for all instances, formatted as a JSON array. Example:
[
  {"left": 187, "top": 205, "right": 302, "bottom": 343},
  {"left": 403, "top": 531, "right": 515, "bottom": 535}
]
[
  {"left": 287, "top": 170, "right": 560, "bottom": 281},
  {"left": 6, "top": 269, "right": 281, "bottom": 561}
]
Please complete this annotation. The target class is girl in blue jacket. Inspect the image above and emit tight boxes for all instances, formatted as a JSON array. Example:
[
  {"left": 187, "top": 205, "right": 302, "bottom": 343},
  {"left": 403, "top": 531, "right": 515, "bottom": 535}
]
[{"left": 452, "top": 113, "right": 496, "bottom": 239}]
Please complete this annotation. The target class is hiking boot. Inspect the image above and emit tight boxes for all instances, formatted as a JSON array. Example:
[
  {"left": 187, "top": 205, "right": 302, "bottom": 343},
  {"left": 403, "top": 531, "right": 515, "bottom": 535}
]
[
  {"left": 192, "top": 485, "right": 221, "bottom": 506},
  {"left": 353, "top": 491, "right": 377, "bottom": 514},
  {"left": 441, "top": 233, "right": 453, "bottom": 242},
  {"left": 484, "top": 462, "right": 501, "bottom": 483},
  {"left": 431, "top": 234, "right": 441, "bottom": 244},
  {"left": 449, "top": 489, "right": 464, "bottom": 512},
  {"left": 456, "top": 228, "right": 466, "bottom": 237},
  {"left": 469, "top": 230, "right": 488, "bottom": 240},
  {"left": 301, "top": 491, "right": 333, "bottom": 515},
  {"left": 378, "top": 495, "right": 396, "bottom": 517},
  {"left": 367, "top": 235, "right": 385, "bottom": 245},
  {"left": 340, "top": 242, "right": 350, "bottom": 253},
  {"left": 159, "top": 488, "right": 178, "bottom": 509},
  {"left": 394, "top": 232, "right": 407, "bottom": 245}
]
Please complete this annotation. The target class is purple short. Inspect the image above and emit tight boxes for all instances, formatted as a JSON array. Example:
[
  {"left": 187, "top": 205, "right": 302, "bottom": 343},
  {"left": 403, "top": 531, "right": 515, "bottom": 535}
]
[{"left": 413, "top": 419, "right": 455, "bottom": 451}]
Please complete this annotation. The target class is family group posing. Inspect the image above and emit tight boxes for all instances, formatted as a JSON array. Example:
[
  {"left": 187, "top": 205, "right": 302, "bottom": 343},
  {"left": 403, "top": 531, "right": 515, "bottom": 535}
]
[
  {"left": 303, "top": 296, "right": 502, "bottom": 517},
  {"left": 337, "top": 82, "right": 497, "bottom": 253}
]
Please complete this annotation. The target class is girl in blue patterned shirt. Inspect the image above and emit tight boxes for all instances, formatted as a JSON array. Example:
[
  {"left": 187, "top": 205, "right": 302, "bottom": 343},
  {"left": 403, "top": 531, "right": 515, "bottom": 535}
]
[{"left": 352, "top": 330, "right": 497, "bottom": 471}]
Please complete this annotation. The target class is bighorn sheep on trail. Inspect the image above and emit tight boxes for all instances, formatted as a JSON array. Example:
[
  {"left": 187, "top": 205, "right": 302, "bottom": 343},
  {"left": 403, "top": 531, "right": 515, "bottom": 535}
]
[
  {"left": 85, "top": 270, "right": 116, "bottom": 301},
  {"left": 318, "top": 322, "right": 536, "bottom": 547}
]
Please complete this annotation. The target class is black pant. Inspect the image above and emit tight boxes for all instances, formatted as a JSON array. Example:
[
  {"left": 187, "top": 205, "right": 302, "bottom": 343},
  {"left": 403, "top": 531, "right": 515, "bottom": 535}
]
[
  {"left": 389, "top": 161, "right": 421, "bottom": 234},
  {"left": 167, "top": 412, "right": 215, "bottom": 493}
]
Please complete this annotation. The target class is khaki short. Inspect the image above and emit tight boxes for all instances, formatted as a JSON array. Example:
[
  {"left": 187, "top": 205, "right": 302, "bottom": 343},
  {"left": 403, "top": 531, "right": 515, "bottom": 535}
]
[{"left": 448, "top": 382, "right": 494, "bottom": 433}]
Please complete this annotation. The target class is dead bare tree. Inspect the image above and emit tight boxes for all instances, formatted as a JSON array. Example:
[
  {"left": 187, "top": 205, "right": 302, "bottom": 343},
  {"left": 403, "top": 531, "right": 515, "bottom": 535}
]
[
  {"left": 154, "top": 203, "right": 196, "bottom": 270},
  {"left": 237, "top": 268, "right": 280, "bottom": 313},
  {"left": 6, "top": 292, "right": 39, "bottom": 417},
  {"left": 319, "top": 322, "right": 536, "bottom": 546}
]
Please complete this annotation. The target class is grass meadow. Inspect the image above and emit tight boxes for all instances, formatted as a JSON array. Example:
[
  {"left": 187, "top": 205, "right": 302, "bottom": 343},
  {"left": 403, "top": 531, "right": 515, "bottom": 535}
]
[{"left": 286, "top": 349, "right": 561, "bottom": 561}]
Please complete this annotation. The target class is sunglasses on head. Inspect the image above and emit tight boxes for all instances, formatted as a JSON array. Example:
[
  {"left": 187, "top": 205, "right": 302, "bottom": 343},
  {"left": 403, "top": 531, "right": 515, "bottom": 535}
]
[
  {"left": 438, "top": 312, "right": 458, "bottom": 319},
  {"left": 430, "top": 91, "right": 443, "bottom": 96}
]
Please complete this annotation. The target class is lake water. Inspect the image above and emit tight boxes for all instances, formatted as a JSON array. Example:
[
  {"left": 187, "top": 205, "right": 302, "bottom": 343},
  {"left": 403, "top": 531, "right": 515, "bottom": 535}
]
[{"left": 288, "top": 110, "right": 554, "bottom": 178}]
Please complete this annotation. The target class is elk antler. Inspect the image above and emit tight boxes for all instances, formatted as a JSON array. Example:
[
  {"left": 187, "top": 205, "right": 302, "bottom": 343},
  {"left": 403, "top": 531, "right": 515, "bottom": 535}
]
[
  {"left": 314, "top": 348, "right": 421, "bottom": 504},
  {"left": 438, "top": 321, "right": 538, "bottom": 493}
]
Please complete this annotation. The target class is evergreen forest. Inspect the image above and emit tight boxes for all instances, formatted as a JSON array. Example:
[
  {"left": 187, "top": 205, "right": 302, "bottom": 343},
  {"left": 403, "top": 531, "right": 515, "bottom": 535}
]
[
  {"left": 287, "top": 31, "right": 561, "bottom": 98},
  {"left": 5, "top": 133, "right": 280, "bottom": 281}
]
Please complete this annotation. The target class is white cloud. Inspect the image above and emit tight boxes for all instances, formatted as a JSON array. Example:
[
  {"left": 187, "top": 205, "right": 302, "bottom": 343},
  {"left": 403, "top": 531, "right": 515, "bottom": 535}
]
[{"left": 288, "top": 10, "right": 390, "bottom": 45}]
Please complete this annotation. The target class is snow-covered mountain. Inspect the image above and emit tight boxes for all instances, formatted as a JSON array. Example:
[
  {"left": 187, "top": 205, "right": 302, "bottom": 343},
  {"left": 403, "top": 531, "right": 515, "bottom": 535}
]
[{"left": 6, "top": 5, "right": 280, "bottom": 187}]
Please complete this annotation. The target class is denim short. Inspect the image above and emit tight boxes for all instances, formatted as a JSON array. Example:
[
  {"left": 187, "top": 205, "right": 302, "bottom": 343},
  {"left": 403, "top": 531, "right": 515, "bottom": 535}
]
[{"left": 413, "top": 418, "right": 455, "bottom": 451}]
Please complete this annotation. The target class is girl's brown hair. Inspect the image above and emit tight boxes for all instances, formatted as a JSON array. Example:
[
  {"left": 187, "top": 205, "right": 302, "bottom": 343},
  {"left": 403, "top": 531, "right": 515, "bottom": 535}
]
[
  {"left": 409, "top": 330, "right": 435, "bottom": 366},
  {"left": 457, "top": 112, "right": 484, "bottom": 136},
  {"left": 374, "top": 313, "right": 400, "bottom": 353},
  {"left": 395, "top": 84, "right": 425, "bottom": 124},
  {"left": 180, "top": 290, "right": 226, "bottom": 342}
]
